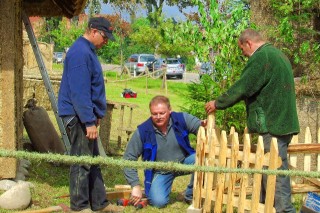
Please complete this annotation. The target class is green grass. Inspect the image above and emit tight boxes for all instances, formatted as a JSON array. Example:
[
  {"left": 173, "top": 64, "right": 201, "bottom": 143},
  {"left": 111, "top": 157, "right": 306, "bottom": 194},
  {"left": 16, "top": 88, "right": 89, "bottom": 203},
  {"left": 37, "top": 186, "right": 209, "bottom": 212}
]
[
  {"left": 52, "top": 63, "right": 64, "bottom": 72},
  {"left": 15, "top": 70, "right": 305, "bottom": 212},
  {"left": 13, "top": 72, "right": 193, "bottom": 213}
]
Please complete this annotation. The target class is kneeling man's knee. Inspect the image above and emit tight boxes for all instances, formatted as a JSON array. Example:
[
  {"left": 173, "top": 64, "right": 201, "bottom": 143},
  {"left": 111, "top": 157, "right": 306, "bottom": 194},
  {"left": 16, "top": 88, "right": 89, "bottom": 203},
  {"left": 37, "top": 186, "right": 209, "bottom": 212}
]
[{"left": 148, "top": 196, "right": 169, "bottom": 208}]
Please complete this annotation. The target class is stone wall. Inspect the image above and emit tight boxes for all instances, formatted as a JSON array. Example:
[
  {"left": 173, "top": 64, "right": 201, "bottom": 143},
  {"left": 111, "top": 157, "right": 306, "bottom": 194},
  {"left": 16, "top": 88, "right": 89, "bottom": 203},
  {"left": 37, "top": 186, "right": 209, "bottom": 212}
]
[
  {"left": 23, "top": 78, "right": 60, "bottom": 110},
  {"left": 23, "top": 34, "right": 53, "bottom": 75}
]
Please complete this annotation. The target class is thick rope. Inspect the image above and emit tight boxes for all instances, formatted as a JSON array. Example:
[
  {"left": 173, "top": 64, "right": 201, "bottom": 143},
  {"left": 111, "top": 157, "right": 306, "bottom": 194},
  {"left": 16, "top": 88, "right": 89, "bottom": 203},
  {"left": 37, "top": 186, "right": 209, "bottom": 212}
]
[{"left": 1, "top": 149, "right": 320, "bottom": 178}]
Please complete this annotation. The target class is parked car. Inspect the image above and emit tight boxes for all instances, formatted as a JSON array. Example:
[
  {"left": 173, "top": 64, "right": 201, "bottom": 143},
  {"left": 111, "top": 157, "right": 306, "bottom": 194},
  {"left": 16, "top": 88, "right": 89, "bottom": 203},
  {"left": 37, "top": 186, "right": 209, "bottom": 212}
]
[
  {"left": 166, "top": 58, "right": 184, "bottom": 79},
  {"left": 199, "top": 62, "right": 214, "bottom": 79},
  {"left": 124, "top": 54, "right": 155, "bottom": 76},
  {"left": 147, "top": 58, "right": 166, "bottom": 76},
  {"left": 53, "top": 52, "right": 64, "bottom": 63}
]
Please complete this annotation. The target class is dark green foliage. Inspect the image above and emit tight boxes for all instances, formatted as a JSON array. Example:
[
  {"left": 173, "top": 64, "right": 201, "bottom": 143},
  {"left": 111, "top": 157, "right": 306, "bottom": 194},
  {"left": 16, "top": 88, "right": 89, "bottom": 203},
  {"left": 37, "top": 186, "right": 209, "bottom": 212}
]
[{"left": 182, "top": 74, "right": 246, "bottom": 134}]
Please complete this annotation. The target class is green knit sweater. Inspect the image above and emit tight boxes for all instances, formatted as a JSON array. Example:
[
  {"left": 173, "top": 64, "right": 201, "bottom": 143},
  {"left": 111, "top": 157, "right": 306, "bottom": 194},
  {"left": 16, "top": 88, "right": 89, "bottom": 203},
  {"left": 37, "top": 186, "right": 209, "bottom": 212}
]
[{"left": 215, "top": 43, "right": 300, "bottom": 136}]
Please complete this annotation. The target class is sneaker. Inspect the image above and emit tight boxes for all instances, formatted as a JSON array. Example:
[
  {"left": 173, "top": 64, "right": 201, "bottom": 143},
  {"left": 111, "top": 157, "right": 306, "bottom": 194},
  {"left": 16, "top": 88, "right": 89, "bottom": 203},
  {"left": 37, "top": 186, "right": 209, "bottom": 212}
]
[
  {"left": 70, "top": 208, "right": 94, "bottom": 213},
  {"left": 96, "top": 204, "right": 124, "bottom": 212}
]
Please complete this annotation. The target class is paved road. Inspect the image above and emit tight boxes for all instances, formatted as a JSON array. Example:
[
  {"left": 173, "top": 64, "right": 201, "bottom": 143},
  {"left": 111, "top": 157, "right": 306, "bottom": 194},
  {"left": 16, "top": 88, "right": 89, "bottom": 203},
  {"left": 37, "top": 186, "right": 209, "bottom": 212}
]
[
  {"left": 169, "top": 72, "right": 199, "bottom": 83},
  {"left": 101, "top": 64, "right": 199, "bottom": 83}
]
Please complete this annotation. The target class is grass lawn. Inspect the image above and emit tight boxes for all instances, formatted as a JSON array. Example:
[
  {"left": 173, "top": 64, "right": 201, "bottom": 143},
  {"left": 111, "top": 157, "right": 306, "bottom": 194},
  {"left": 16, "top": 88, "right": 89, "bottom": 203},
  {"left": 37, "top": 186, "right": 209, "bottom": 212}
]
[
  {"left": 14, "top": 67, "right": 304, "bottom": 212},
  {"left": 15, "top": 70, "right": 194, "bottom": 213}
]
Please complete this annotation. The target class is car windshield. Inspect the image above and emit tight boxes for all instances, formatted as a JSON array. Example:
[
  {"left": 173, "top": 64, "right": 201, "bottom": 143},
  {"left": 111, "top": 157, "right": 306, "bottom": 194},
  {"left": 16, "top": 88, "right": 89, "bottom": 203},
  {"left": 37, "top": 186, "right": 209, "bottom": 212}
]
[
  {"left": 140, "top": 56, "right": 155, "bottom": 62},
  {"left": 167, "top": 59, "right": 179, "bottom": 64}
]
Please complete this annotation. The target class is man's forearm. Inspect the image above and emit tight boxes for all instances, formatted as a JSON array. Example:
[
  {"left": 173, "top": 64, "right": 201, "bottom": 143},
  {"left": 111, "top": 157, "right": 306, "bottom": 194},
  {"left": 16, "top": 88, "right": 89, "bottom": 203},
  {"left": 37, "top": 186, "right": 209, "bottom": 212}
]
[{"left": 124, "top": 168, "right": 140, "bottom": 187}]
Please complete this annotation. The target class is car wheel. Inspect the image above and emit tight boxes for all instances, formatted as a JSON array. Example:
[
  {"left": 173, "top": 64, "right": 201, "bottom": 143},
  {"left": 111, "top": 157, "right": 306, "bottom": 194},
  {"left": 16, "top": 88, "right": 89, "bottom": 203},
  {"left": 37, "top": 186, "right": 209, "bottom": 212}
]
[{"left": 178, "top": 75, "right": 183, "bottom": 79}]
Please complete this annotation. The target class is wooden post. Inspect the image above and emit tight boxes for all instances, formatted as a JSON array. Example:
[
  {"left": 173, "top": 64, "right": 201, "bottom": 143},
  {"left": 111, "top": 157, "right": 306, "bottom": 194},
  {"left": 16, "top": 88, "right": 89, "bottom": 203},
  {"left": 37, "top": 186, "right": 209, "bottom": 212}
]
[
  {"left": 145, "top": 68, "right": 148, "bottom": 95},
  {"left": 0, "top": 0, "right": 23, "bottom": 178},
  {"left": 117, "top": 105, "right": 125, "bottom": 149},
  {"left": 99, "top": 102, "right": 116, "bottom": 153}
]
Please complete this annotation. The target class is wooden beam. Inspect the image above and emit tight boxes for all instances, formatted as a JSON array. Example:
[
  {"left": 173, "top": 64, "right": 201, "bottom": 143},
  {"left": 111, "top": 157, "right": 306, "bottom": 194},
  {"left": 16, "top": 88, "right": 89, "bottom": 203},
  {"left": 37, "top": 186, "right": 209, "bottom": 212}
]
[{"left": 287, "top": 144, "right": 320, "bottom": 154}]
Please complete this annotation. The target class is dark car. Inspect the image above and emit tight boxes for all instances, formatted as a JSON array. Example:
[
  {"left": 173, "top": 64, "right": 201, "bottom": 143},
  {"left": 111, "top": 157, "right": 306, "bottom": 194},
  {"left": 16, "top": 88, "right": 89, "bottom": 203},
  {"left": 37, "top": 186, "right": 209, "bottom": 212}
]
[{"left": 147, "top": 58, "right": 166, "bottom": 76}]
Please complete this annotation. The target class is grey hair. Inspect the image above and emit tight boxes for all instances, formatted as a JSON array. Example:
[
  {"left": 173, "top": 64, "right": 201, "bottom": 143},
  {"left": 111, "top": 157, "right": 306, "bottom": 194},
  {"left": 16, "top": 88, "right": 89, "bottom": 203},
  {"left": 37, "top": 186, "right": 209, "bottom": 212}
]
[
  {"left": 149, "top": 95, "right": 171, "bottom": 110},
  {"left": 239, "top": 29, "right": 264, "bottom": 44}
]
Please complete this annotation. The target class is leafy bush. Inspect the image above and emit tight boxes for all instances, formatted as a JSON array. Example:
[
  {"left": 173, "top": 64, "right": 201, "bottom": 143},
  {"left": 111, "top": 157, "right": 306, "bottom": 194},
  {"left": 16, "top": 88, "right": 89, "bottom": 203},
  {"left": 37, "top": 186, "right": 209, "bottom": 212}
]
[{"left": 182, "top": 74, "right": 246, "bottom": 134}]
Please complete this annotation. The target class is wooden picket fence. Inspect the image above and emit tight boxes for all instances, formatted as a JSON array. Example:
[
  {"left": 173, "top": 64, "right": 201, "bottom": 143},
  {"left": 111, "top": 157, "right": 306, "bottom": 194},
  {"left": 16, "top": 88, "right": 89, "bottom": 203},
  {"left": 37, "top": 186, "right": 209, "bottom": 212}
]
[
  {"left": 288, "top": 127, "right": 320, "bottom": 193},
  {"left": 190, "top": 115, "right": 278, "bottom": 213}
]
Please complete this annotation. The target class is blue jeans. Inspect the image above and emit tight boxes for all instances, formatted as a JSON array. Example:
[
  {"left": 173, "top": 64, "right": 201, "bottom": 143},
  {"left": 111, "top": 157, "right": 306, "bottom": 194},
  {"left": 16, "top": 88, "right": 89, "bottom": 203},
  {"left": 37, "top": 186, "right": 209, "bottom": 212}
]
[
  {"left": 65, "top": 116, "right": 108, "bottom": 211},
  {"left": 148, "top": 154, "right": 195, "bottom": 208},
  {"left": 260, "top": 134, "right": 296, "bottom": 213}
]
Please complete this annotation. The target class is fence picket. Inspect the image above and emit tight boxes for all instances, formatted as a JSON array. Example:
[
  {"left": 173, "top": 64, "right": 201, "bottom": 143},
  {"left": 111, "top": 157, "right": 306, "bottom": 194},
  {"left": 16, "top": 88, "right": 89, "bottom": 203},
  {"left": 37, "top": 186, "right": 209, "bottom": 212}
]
[
  {"left": 264, "top": 138, "right": 278, "bottom": 213},
  {"left": 193, "top": 127, "right": 206, "bottom": 209},
  {"left": 226, "top": 133, "right": 239, "bottom": 213},
  {"left": 203, "top": 129, "right": 217, "bottom": 212},
  {"left": 251, "top": 137, "right": 264, "bottom": 213},
  {"left": 238, "top": 134, "right": 250, "bottom": 213},
  {"left": 304, "top": 127, "right": 312, "bottom": 172},
  {"left": 213, "top": 131, "right": 228, "bottom": 213}
]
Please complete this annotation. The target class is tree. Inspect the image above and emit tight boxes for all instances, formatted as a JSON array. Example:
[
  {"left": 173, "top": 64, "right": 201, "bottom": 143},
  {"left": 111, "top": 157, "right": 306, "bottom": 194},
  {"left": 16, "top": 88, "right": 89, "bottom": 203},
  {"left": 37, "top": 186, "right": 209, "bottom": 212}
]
[
  {"left": 268, "top": 0, "right": 320, "bottom": 79},
  {"left": 103, "top": 0, "right": 144, "bottom": 23},
  {"left": 86, "top": 0, "right": 102, "bottom": 17},
  {"left": 178, "top": 0, "right": 250, "bottom": 133}
]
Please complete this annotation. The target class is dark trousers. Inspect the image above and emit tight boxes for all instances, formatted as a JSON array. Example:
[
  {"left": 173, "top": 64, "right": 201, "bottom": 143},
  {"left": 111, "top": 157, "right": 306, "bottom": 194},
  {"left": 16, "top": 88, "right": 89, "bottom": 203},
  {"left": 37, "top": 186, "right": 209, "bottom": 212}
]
[
  {"left": 260, "top": 133, "right": 296, "bottom": 213},
  {"left": 65, "top": 116, "right": 108, "bottom": 211}
]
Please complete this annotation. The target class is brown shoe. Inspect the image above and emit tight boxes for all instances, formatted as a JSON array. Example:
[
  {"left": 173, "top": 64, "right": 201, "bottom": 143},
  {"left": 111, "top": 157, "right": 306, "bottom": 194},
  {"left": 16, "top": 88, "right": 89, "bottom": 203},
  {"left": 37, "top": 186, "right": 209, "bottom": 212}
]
[
  {"left": 97, "top": 204, "right": 124, "bottom": 213},
  {"left": 70, "top": 208, "right": 94, "bottom": 213},
  {"left": 176, "top": 191, "right": 192, "bottom": 205},
  {"left": 176, "top": 191, "right": 185, "bottom": 202}
]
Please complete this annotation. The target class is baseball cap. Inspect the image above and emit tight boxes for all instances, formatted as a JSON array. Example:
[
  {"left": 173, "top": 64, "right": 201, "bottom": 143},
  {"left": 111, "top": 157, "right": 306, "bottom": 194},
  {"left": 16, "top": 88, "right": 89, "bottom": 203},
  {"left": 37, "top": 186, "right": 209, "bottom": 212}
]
[{"left": 88, "top": 17, "right": 115, "bottom": 41}]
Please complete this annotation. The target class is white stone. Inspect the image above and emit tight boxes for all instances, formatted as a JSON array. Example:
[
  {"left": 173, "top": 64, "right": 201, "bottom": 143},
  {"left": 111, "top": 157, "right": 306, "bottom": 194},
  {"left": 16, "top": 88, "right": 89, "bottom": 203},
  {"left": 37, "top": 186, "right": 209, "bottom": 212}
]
[
  {"left": 0, "top": 180, "right": 17, "bottom": 191},
  {"left": 0, "top": 182, "right": 31, "bottom": 210}
]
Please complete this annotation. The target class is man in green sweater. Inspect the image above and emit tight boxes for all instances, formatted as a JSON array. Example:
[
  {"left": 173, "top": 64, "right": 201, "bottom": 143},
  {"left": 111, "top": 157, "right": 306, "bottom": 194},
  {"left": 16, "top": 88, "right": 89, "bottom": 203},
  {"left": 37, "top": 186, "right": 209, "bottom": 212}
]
[{"left": 205, "top": 29, "right": 299, "bottom": 213}]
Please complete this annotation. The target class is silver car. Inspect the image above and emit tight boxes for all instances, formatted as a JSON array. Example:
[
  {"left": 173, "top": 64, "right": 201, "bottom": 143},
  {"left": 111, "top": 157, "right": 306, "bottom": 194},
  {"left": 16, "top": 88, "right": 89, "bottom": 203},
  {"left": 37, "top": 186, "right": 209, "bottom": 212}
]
[
  {"left": 199, "top": 62, "right": 214, "bottom": 79},
  {"left": 166, "top": 58, "right": 184, "bottom": 79},
  {"left": 53, "top": 52, "right": 64, "bottom": 63},
  {"left": 125, "top": 54, "right": 155, "bottom": 76}
]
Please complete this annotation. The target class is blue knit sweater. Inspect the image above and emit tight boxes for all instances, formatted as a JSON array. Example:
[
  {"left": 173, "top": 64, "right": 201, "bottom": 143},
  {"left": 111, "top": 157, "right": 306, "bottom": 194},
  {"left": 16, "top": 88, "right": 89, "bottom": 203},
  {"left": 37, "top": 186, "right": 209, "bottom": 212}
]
[{"left": 58, "top": 37, "right": 106, "bottom": 127}]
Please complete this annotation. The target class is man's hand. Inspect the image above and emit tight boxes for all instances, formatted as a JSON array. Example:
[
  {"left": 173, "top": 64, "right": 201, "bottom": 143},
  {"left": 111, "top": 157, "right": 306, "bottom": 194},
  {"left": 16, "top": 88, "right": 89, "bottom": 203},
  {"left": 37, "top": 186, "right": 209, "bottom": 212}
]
[
  {"left": 201, "top": 119, "right": 207, "bottom": 127},
  {"left": 86, "top": 125, "right": 98, "bottom": 140},
  {"left": 130, "top": 185, "right": 143, "bottom": 206},
  {"left": 205, "top": 100, "right": 217, "bottom": 114}
]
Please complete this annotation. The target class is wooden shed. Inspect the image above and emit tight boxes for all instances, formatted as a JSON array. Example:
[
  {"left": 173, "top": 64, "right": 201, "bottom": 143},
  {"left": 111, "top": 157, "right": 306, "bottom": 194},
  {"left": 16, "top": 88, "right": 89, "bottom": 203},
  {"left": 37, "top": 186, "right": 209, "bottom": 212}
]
[{"left": 0, "top": 0, "right": 87, "bottom": 179}]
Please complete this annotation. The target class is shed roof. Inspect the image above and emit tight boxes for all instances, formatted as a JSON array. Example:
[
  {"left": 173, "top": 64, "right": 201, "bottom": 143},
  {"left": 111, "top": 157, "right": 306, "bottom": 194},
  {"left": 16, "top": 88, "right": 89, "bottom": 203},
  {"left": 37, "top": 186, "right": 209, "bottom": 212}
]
[{"left": 23, "top": 0, "right": 87, "bottom": 18}]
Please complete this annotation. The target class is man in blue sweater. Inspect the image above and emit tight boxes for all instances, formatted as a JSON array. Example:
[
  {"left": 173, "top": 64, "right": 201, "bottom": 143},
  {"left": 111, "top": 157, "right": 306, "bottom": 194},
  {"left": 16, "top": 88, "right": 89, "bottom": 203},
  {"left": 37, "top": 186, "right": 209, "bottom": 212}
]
[
  {"left": 58, "top": 17, "right": 123, "bottom": 213},
  {"left": 123, "top": 95, "right": 205, "bottom": 208}
]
